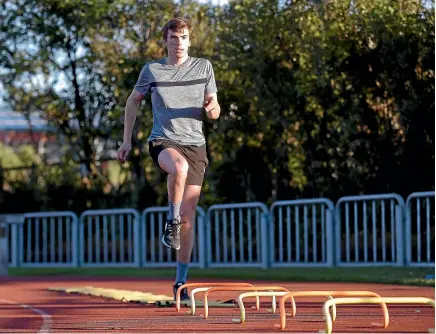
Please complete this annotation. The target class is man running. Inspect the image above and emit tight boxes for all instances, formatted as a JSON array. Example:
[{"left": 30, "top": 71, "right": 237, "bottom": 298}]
[{"left": 117, "top": 17, "right": 220, "bottom": 300}]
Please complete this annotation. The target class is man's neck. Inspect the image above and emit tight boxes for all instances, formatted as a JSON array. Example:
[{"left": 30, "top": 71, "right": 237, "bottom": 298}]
[{"left": 166, "top": 55, "right": 189, "bottom": 66}]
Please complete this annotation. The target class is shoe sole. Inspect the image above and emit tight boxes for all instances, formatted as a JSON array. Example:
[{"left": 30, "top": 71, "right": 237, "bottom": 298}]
[{"left": 161, "top": 235, "right": 181, "bottom": 250}]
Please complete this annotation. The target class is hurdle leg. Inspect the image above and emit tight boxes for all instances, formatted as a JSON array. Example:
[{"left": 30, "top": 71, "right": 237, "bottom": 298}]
[
  {"left": 189, "top": 287, "right": 210, "bottom": 315},
  {"left": 327, "top": 296, "right": 337, "bottom": 322}
]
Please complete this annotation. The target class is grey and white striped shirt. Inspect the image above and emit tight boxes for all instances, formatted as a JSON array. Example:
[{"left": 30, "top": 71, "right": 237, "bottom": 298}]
[{"left": 134, "top": 56, "right": 218, "bottom": 146}]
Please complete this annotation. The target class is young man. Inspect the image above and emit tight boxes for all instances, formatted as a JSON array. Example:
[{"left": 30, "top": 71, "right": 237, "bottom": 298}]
[{"left": 116, "top": 17, "right": 220, "bottom": 300}]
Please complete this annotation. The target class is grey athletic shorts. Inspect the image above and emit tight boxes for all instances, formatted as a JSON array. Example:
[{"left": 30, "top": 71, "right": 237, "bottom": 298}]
[{"left": 148, "top": 139, "right": 209, "bottom": 186}]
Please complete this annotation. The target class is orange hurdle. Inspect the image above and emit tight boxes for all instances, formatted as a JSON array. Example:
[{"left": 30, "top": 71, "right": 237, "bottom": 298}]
[
  {"left": 175, "top": 282, "right": 258, "bottom": 311},
  {"left": 323, "top": 297, "right": 435, "bottom": 334},
  {"left": 235, "top": 291, "right": 292, "bottom": 323},
  {"left": 279, "top": 290, "right": 389, "bottom": 330},
  {"left": 203, "top": 286, "right": 295, "bottom": 319}
]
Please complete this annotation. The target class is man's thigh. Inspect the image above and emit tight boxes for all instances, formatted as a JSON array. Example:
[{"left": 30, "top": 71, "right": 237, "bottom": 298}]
[
  {"left": 180, "top": 144, "right": 208, "bottom": 186},
  {"left": 149, "top": 140, "right": 208, "bottom": 186},
  {"left": 148, "top": 140, "right": 187, "bottom": 175}
]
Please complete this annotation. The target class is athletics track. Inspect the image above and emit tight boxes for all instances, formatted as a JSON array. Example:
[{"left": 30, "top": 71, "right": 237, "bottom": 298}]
[{"left": 0, "top": 277, "right": 434, "bottom": 333}]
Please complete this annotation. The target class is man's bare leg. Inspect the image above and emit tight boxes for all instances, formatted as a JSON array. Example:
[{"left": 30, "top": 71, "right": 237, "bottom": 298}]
[
  {"left": 158, "top": 148, "right": 189, "bottom": 249},
  {"left": 175, "top": 184, "right": 202, "bottom": 284}
]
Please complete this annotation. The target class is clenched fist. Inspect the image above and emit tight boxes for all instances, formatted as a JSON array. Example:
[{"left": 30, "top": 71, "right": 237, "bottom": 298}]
[{"left": 117, "top": 141, "right": 132, "bottom": 164}]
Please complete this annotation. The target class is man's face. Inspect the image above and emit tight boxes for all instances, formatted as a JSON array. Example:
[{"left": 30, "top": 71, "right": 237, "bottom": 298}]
[{"left": 165, "top": 28, "right": 191, "bottom": 58}]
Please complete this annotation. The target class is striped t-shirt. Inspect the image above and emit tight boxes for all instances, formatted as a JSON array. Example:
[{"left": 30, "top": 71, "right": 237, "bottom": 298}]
[{"left": 134, "top": 56, "right": 218, "bottom": 146}]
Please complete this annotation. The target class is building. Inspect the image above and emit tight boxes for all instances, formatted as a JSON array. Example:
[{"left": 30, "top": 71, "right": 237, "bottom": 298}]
[{"left": 0, "top": 106, "right": 58, "bottom": 163}]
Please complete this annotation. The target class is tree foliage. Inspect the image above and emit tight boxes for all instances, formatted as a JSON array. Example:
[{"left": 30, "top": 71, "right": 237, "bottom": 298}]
[{"left": 0, "top": 0, "right": 434, "bottom": 212}]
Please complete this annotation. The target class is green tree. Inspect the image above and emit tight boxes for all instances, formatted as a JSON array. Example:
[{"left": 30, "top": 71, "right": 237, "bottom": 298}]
[{"left": 0, "top": 0, "right": 433, "bottom": 211}]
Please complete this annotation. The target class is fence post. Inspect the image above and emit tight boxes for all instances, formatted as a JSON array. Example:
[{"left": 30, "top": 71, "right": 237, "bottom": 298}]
[
  {"left": 134, "top": 212, "right": 141, "bottom": 268},
  {"left": 261, "top": 212, "right": 269, "bottom": 269},
  {"left": 395, "top": 205, "right": 405, "bottom": 266},
  {"left": 326, "top": 209, "right": 335, "bottom": 267},
  {"left": 405, "top": 204, "right": 412, "bottom": 266},
  {"left": 0, "top": 217, "right": 7, "bottom": 275},
  {"left": 198, "top": 214, "right": 206, "bottom": 269},
  {"left": 0, "top": 214, "right": 25, "bottom": 273},
  {"left": 9, "top": 222, "right": 18, "bottom": 268},
  {"left": 268, "top": 210, "right": 275, "bottom": 268}
]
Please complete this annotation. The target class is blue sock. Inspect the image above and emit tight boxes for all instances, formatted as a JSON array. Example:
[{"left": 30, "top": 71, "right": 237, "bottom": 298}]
[{"left": 175, "top": 262, "right": 189, "bottom": 283}]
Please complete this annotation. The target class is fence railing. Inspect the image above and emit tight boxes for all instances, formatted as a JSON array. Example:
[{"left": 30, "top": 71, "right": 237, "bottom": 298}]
[
  {"left": 80, "top": 209, "right": 140, "bottom": 267},
  {"left": 2, "top": 214, "right": 24, "bottom": 269},
  {"left": 141, "top": 206, "right": 206, "bottom": 268},
  {"left": 206, "top": 202, "right": 269, "bottom": 268},
  {"left": 269, "top": 198, "right": 335, "bottom": 267},
  {"left": 5, "top": 191, "right": 435, "bottom": 268},
  {"left": 21, "top": 212, "right": 78, "bottom": 267},
  {"left": 335, "top": 194, "right": 405, "bottom": 267},
  {"left": 405, "top": 192, "right": 435, "bottom": 267},
  {"left": 7, "top": 220, "right": 18, "bottom": 267}
]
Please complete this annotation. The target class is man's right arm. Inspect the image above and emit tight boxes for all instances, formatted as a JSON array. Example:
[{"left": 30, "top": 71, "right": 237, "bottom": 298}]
[
  {"left": 117, "top": 63, "right": 149, "bottom": 163},
  {"left": 123, "top": 90, "right": 145, "bottom": 143}
]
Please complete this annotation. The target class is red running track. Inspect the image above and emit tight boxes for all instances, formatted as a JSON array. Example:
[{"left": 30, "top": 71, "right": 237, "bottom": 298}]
[{"left": 0, "top": 277, "right": 434, "bottom": 333}]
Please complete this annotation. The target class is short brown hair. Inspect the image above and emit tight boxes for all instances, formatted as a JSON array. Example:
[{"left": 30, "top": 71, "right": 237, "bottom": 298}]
[{"left": 162, "top": 17, "right": 192, "bottom": 42}]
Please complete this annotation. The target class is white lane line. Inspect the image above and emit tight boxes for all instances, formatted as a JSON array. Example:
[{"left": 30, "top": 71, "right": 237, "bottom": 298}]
[{"left": 0, "top": 298, "right": 51, "bottom": 333}]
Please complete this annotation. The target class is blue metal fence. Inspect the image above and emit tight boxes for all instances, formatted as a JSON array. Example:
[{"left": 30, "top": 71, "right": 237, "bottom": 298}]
[
  {"left": 335, "top": 194, "right": 405, "bottom": 267},
  {"left": 79, "top": 209, "right": 140, "bottom": 267},
  {"left": 141, "top": 206, "right": 206, "bottom": 268},
  {"left": 21, "top": 212, "right": 78, "bottom": 267},
  {"left": 5, "top": 191, "right": 435, "bottom": 268},
  {"left": 405, "top": 192, "right": 435, "bottom": 267},
  {"left": 269, "top": 198, "right": 335, "bottom": 267},
  {"left": 206, "top": 202, "right": 269, "bottom": 268}
]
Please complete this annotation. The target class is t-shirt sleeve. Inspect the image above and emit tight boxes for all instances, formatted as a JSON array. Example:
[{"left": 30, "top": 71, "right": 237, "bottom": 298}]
[
  {"left": 134, "top": 64, "right": 150, "bottom": 95},
  {"left": 205, "top": 60, "right": 218, "bottom": 94}
]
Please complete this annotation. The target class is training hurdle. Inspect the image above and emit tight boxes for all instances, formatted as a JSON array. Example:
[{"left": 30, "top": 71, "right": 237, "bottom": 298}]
[
  {"left": 203, "top": 286, "right": 295, "bottom": 320},
  {"left": 189, "top": 284, "right": 259, "bottom": 315},
  {"left": 323, "top": 297, "right": 435, "bottom": 334},
  {"left": 189, "top": 286, "right": 259, "bottom": 315},
  {"left": 278, "top": 290, "right": 389, "bottom": 330},
  {"left": 234, "top": 291, "right": 295, "bottom": 324},
  {"left": 175, "top": 283, "right": 259, "bottom": 311}
]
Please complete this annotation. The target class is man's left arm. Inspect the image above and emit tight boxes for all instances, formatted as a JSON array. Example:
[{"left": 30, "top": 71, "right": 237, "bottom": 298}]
[{"left": 204, "top": 92, "right": 221, "bottom": 120}]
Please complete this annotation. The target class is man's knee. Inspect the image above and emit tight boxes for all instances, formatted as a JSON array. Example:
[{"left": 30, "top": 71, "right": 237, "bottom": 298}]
[
  {"left": 181, "top": 207, "right": 196, "bottom": 230},
  {"left": 158, "top": 148, "right": 189, "bottom": 176},
  {"left": 173, "top": 158, "right": 189, "bottom": 176}
]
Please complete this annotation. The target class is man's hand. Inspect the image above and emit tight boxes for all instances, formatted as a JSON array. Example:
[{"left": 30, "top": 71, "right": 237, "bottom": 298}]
[
  {"left": 204, "top": 97, "right": 220, "bottom": 120},
  {"left": 117, "top": 141, "right": 132, "bottom": 164}
]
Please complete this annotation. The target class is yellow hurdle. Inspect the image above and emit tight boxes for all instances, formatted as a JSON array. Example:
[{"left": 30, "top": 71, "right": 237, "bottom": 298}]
[
  {"left": 279, "top": 290, "right": 389, "bottom": 330},
  {"left": 203, "top": 286, "right": 295, "bottom": 319},
  {"left": 323, "top": 297, "right": 435, "bottom": 334},
  {"left": 189, "top": 288, "right": 210, "bottom": 315},
  {"left": 175, "top": 282, "right": 258, "bottom": 311}
]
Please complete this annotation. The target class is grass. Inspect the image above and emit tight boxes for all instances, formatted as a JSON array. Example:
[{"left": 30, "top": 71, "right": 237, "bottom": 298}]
[{"left": 9, "top": 267, "right": 435, "bottom": 287}]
